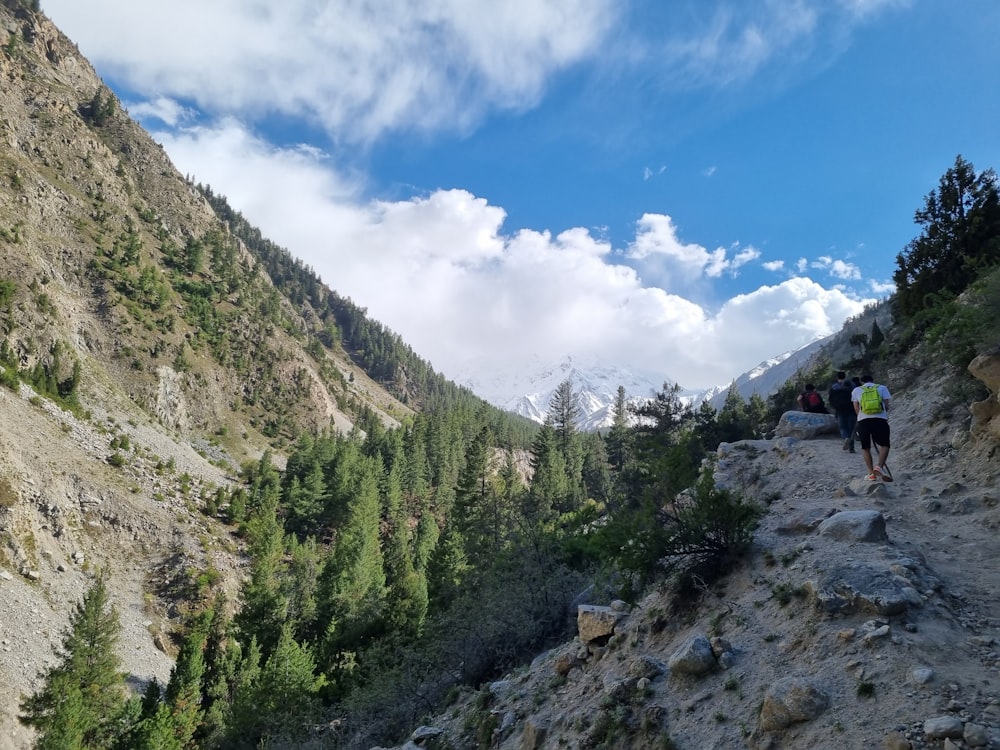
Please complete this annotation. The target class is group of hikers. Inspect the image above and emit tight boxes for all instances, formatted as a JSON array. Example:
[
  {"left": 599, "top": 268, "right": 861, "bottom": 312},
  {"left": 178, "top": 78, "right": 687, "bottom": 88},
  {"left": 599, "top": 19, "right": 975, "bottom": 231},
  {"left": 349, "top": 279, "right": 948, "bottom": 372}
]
[{"left": 797, "top": 371, "right": 893, "bottom": 482}]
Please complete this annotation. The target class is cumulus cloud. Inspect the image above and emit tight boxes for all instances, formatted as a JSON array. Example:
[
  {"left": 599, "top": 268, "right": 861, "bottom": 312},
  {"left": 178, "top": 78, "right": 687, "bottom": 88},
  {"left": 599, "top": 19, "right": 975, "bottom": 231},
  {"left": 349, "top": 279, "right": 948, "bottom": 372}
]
[
  {"left": 869, "top": 279, "right": 897, "bottom": 295},
  {"left": 153, "top": 120, "right": 874, "bottom": 389},
  {"left": 44, "top": 0, "right": 617, "bottom": 143},
  {"left": 126, "top": 96, "right": 196, "bottom": 127},
  {"left": 812, "top": 255, "right": 862, "bottom": 280},
  {"left": 762, "top": 259, "right": 785, "bottom": 272}
]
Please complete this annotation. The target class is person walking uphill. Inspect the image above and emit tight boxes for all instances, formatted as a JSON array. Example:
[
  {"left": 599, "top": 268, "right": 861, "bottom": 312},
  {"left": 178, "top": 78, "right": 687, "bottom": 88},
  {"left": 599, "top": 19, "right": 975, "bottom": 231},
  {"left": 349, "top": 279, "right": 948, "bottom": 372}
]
[
  {"left": 828, "top": 371, "right": 857, "bottom": 453},
  {"left": 797, "top": 384, "right": 828, "bottom": 414},
  {"left": 853, "top": 373, "right": 892, "bottom": 481}
]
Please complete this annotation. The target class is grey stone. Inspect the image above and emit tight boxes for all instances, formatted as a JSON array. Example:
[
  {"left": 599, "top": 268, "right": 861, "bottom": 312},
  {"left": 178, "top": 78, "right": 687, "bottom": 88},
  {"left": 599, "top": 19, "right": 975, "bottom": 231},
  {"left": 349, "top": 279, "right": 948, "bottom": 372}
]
[
  {"left": 668, "top": 634, "right": 717, "bottom": 676},
  {"left": 923, "top": 716, "right": 964, "bottom": 740},
  {"left": 817, "top": 510, "right": 888, "bottom": 542},
  {"left": 911, "top": 667, "right": 935, "bottom": 685},
  {"left": 628, "top": 655, "right": 666, "bottom": 679},
  {"left": 808, "top": 563, "right": 925, "bottom": 616},
  {"left": 759, "top": 676, "right": 829, "bottom": 731},
  {"left": 964, "top": 722, "right": 989, "bottom": 747},
  {"left": 774, "top": 411, "right": 839, "bottom": 439},
  {"left": 411, "top": 726, "right": 445, "bottom": 742}
]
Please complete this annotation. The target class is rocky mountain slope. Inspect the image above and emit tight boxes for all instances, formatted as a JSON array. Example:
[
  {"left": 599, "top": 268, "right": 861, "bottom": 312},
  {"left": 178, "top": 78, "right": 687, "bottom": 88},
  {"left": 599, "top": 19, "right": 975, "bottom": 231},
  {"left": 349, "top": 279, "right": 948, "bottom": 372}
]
[
  {"left": 0, "top": 4, "right": 418, "bottom": 746},
  {"left": 389, "top": 353, "right": 1000, "bottom": 749}
]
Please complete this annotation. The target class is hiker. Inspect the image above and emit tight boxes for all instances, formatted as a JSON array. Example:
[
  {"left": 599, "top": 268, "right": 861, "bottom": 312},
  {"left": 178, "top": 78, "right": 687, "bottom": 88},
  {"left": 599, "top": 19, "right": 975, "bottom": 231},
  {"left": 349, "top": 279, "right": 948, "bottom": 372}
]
[
  {"left": 852, "top": 373, "right": 892, "bottom": 481},
  {"left": 828, "top": 371, "right": 857, "bottom": 453},
  {"left": 797, "top": 383, "right": 828, "bottom": 414}
]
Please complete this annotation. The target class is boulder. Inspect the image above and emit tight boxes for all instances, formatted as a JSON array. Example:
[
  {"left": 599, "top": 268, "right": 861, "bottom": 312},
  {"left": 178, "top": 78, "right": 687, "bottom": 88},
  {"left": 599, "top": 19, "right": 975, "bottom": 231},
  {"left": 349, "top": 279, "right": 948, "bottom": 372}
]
[
  {"left": 807, "top": 563, "right": 923, "bottom": 616},
  {"left": 774, "top": 411, "right": 839, "bottom": 439},
  {"left": 577, "top": 604, "right": 619, "bottom": 644},
  {"left": 668, "top": 634, "right": 717, "bottom": 676},
  {"left": 817, "top": 510, "right": 888, "bottom": 542},
  {"left": 759, "top": 677, "right": 829, "bottom": 731}
]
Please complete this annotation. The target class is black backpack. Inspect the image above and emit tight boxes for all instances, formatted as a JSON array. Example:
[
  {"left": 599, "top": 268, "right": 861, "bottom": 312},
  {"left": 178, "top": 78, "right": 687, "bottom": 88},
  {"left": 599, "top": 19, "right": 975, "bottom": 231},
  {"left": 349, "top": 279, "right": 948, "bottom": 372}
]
[{"left": 828, "top": 382, "right": 852, "bottom": 411}]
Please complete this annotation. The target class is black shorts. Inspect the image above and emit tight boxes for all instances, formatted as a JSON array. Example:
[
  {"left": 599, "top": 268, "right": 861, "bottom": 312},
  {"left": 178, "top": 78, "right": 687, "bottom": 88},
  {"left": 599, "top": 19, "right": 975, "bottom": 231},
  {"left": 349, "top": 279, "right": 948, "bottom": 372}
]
[{"left": 856, "top": 418, "right": 890, "bottom": 450}]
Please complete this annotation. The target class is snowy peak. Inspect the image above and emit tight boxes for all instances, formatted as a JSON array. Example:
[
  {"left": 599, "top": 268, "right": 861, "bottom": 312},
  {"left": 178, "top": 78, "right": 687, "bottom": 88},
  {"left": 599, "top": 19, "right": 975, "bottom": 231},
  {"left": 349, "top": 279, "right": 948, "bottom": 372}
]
[{"left": 460, "top": 355, "right": 674, "bottom": 430}]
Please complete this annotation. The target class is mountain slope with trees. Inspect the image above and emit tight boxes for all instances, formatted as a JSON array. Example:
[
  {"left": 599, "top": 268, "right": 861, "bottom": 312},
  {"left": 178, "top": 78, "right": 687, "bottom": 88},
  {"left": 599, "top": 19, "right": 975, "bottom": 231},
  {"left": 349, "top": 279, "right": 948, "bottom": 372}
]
[{"left": 2, "top": 2, "right": 1000, "bottom": 749}]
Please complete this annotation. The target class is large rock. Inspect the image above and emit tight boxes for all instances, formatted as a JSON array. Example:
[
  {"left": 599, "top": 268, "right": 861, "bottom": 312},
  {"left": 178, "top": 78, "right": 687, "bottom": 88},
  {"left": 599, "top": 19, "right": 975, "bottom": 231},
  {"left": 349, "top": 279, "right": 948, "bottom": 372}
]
[
  {"left": 807, "top": 563, "right": 923, "bottom": 616},
  {"left": 774, "top": 411, "right": 839, "bottom": 439},
  {"left": 817, "top": 510, "right": 888, "bottom": 542},
  {"left": 668, "top": 634, "right": 717, "bottom": 676},
  {"left": 759, "top": 677, "right": 829, "bottom": 730},
  {"left": 969, "top": 352, "right": 1000, "bottom": 440},
  {"left": 577, "top": 604, "right": 619, "bottom": 644}
]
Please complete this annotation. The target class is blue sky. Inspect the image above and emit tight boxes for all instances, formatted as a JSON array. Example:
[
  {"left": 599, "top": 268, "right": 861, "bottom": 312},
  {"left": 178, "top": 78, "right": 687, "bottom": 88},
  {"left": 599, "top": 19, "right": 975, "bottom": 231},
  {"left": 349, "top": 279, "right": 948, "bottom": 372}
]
[{"left": 41, "top": 0, "right": 1000, "bottom": 397}]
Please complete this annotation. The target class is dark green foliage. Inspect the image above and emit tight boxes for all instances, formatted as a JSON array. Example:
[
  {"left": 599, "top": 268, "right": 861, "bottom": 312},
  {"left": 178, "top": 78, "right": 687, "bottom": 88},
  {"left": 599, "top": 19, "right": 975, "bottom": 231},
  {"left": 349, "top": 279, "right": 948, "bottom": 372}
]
[
  {"left": 924, "top": 265, "right": 1000, "bottom": 370},
  {"left": 0, "top": 278, "right": 14, "bottom": 309},
  {"left": 81, "top": 88, "right": 117, "bottom": 127},
  {"left": 226, "top": 625, "right": 325, "bottom": 748},
  {"left": 893, "top": 155, "right": 1000, "bottom": 320},
  {"left": 20, "top": 575, "right": 126, "bottom": 748}
]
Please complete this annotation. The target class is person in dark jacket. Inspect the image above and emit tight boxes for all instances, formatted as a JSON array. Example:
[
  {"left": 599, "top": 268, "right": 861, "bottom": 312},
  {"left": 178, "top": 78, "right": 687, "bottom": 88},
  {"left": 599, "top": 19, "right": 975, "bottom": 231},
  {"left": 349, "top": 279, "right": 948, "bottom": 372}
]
[{"left": 828, "top": 371, "right": 856, "bottom": 452}]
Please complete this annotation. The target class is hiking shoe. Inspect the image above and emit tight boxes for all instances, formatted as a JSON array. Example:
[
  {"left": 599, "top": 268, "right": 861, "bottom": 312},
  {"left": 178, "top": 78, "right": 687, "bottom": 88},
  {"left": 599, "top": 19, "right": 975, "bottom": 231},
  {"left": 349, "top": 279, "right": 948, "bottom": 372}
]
[
  {"left": 865, "top": 473, "right": 879, "bottom": 481},
  {"left": 875, "top": 465, "right": 893, "bottom": 482},
  {"left": 842, "top": 439, "right": 851, "bottom": 451}
]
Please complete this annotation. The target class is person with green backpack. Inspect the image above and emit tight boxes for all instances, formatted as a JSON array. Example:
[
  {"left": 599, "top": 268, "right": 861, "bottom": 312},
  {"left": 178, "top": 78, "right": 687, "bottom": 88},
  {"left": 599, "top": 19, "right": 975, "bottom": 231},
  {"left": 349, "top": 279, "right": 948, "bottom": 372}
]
[{"left": 852, "top": 373, "right": 893, "bottom": 481}]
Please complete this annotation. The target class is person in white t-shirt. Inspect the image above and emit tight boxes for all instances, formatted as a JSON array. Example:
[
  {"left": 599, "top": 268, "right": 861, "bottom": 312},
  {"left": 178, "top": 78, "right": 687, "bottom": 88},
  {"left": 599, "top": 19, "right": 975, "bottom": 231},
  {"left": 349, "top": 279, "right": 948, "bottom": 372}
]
[{"left": 852, "top": 373, "right": 892, "bottom": 481}]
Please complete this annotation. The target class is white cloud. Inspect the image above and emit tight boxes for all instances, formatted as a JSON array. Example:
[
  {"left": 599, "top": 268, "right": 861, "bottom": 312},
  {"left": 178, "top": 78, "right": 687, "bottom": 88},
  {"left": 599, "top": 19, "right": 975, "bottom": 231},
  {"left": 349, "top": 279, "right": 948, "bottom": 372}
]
[
  {"left": 869, "top": 279, "right": 896, "bottom": 295},
  {"left": 152, "top": 120, "right": 873, "bottom": 389},
  {"left": 812, "top": 255, "right": 862, "bottom": 280},
  {"left": 44, "top": 0, "right": 617, "bottom": 143},
  {"left": 125, "top": 96, "right": 195, "bottom": 127},
  {"left": 731, "top": 245, "right": 761, "bottom": 269},
  {"left": 762, "top": 260, "right": 785, "bottom": 272}
]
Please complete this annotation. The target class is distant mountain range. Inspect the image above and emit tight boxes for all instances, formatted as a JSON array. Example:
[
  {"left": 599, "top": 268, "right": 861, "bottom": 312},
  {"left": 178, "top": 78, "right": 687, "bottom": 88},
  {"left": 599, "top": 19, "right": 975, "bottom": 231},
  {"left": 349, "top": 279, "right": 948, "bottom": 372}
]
[{"left": 462, "top": 336, "right": 834, "bottom": 430}]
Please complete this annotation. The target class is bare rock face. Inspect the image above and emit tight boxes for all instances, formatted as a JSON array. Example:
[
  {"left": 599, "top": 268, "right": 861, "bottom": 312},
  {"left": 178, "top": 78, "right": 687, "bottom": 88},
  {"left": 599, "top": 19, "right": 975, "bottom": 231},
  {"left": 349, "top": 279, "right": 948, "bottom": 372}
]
[
  {"left": 577, "top": 604, "right": 619, "bottom": 644},
  {"left": 969, "top": 353, "right": 1000, "bottom": 440}
]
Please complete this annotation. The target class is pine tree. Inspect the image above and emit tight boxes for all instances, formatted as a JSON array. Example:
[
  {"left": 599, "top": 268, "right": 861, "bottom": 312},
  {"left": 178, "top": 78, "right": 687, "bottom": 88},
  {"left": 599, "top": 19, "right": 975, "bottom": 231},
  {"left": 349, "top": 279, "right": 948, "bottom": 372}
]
[
  {"left": 382, "top": 460, "right": 427, "bottom": 636},
  {"left": 20, "top": 575, "right": 126, "bottom": 748},
  {"left": 317, "top": 455, "right": 387, "bottom": 660},
  {"left": 229, "top": 626, "right": 324, "bottom": 746},
  {"left": 162, "top": 612, "right": 208, "bottom": 747},
  {"left": 605, "top": 385, "right": 632, "bottom": 471},
  {"left": 893, "top": 155, "right": 1000, "bottom": 317}
]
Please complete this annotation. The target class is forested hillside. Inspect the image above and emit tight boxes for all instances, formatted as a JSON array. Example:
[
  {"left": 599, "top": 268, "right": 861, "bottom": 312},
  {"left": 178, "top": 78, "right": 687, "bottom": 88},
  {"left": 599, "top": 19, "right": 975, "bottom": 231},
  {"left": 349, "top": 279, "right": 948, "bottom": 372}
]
[{"left": 3, "top": 1, "right": 1000, "bottom": 748}]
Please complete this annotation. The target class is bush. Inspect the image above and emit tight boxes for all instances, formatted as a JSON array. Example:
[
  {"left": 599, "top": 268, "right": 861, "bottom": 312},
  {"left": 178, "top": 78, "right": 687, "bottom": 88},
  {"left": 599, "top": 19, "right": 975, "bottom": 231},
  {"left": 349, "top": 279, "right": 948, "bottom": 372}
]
[{"left": 662, "top": 471, "right": 762, "bottom": 581}]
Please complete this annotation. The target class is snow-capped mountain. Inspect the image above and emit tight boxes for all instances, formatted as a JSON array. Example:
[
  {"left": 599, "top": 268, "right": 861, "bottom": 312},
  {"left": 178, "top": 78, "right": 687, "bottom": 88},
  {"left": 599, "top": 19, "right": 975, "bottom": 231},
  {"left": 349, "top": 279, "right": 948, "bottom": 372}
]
[
  {"left": 698, "top": 334, "right": 833, "bottom": 409},
  {"left": 458, "top": 354, "right": 689, "bottom": 431},
  {"left": 458, "top": 335, "right": 835, "bottom": 431}
]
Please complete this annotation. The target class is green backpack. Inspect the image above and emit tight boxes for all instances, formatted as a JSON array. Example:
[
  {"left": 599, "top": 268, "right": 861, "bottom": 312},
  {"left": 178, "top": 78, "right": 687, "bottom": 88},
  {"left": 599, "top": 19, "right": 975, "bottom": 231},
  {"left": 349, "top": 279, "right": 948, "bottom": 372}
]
[{"left": 859, "top": 384, "right": 883, "bottom": 414}]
